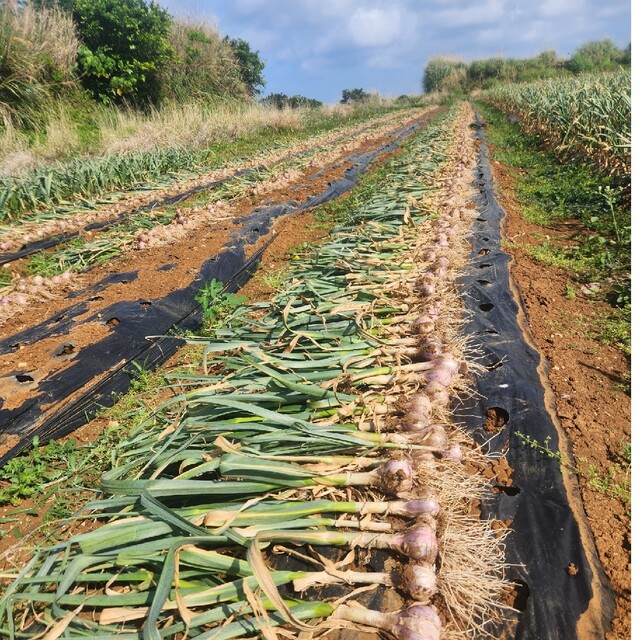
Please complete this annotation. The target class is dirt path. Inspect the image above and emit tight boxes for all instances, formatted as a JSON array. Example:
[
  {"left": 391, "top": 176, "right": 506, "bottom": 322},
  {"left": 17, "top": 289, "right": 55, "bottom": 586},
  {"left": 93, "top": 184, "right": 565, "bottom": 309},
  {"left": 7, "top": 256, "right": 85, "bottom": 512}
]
[{"left": 490, "top": 157, "right": 631, "bottom": 639}]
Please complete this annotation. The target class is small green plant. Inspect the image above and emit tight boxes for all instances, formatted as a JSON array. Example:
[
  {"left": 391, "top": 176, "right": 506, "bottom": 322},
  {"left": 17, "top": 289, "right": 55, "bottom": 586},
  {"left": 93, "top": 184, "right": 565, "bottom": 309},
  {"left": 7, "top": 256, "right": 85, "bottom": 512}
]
[
  {"left": 195, "top": 279, "right": 246, "bottom": 333},
  {"left": 0, "top": 437, "right": 80, "bottom": 507},
  {"left": 258, "top": 265, "right": 291, "bottom": 291},
  {"left": 515, "top": 432, "right": 631, "bottom": 506},
  {"left": 564, "top": 284, "right": 576, "bottom": 300},
  {"left": 25, "top": 250, "right": 63, "bottom": 277},
  {"left": 0, "top": 270, "right": 12, "bottom": 287},
  {"left": 126, "top": 358, "right": 163, "bottom": 393},
  {"left": 590, "top": 305, "right": 631, "bottom": 358},
  {"left": 515, "top": 432, "right": 569, "bottom": 466},
  {"left": 578, "top": 453, "right": 630, "bottom": 506}
]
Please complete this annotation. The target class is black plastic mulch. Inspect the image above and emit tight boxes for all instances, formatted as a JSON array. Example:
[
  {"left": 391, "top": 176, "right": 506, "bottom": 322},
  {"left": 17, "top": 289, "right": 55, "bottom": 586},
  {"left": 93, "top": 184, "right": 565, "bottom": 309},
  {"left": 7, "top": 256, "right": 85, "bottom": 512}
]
[{"left": 453, "top": 114, "right": 614, "bottom": 639}]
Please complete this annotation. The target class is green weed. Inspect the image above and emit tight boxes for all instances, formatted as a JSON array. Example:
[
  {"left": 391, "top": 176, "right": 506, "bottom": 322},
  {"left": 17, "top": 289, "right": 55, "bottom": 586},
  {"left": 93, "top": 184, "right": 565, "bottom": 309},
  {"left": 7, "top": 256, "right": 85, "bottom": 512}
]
[
  {"left": 196, "top": 279, "right": 247, "bottom": 333},
  {"left": 515, "top": 432, "right": 567, "bottom": 465},
  {"left": 0, "top": 437, "right": 80, "bottom": 507},
  {"left": 592, "top": 305, "right": 631, "bottom": 357},
  {"left": 506, "top": 239, "right": 595, "bottom": 276},
  {"left": 515, "top": 431, "right": 630, "bottom": 507},
  {"left": 257, "top": 265, "right": 291, "bottom": 291},
  {"left": 579, "top": 460, "right": 630, "bottom": 505},
  {"left": 0, "top": 270, "right": 12, "bottom": 287},
  {"left": 25, "top": 250, "right": 64, "bottom": 277}
]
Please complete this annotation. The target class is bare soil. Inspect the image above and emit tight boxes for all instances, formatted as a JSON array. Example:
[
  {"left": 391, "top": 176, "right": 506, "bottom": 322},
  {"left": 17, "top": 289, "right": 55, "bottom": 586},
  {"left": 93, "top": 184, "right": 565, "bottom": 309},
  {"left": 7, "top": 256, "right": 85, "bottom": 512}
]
[{"left": 490, "top": 157, "right": 631, "bottom": 639}]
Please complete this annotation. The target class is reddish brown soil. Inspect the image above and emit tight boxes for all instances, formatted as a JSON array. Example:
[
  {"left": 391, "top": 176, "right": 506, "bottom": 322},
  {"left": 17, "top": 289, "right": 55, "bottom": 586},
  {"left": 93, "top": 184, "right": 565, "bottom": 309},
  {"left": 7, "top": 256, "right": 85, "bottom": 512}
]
[{"left": 490, "top": 158, "right": 631, "bottom": 639}]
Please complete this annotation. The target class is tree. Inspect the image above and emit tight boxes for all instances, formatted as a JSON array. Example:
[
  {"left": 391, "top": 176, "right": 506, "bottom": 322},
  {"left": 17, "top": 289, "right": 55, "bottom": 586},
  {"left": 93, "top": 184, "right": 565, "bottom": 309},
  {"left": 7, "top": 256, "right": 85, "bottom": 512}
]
[
  {"left": 340, "top": 88, "right": 369, "bottom": 104},
  {"left": 262, "top": 93, "right": 322, "bottom": 109},
  {"left": 71, "top": 0, "right": 172, "bottom": 105},
  {"left": 261, "top": 92, "right": 289, "bottom": 109},
  {"left": 223, "top": 37, "right": 265, "bottom": 97},
  {"left": 289, "top": 94, "right": 321, "bottom": 108},
  {"left": 567, "top": 39, "right": 627, "bottom": 74}
]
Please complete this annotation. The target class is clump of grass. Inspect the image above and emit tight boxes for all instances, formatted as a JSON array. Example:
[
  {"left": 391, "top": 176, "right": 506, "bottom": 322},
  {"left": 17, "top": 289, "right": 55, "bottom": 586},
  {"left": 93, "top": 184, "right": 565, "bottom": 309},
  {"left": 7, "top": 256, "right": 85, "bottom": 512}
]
[
  {"left": 257, "top": 265, "right": 291, "bottom": 291},
  {"left": 592, "top": 306, "right": 630, "bottom": 357},
  {"left": 515, "top": 432, "right": 631, "bottom": 507},
  {"left": 159, "top": 16, "right": 248, "bottom": 103},
  {"left": 0, "top": 2, "right": 78, "bottom": 128}
]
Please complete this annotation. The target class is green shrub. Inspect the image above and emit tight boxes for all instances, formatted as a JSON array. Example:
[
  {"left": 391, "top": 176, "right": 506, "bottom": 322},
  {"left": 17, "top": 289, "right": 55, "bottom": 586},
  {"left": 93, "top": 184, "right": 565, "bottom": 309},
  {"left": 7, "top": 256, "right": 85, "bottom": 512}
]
[
  {"left": 72, "top": 0, "right": 172, "bottom": 105},
  {"left": 567, "top": 39, "right": 629, "bottom": 74},
  {"left": 422, "top": 57, "right": 467, "bottom": 93}
]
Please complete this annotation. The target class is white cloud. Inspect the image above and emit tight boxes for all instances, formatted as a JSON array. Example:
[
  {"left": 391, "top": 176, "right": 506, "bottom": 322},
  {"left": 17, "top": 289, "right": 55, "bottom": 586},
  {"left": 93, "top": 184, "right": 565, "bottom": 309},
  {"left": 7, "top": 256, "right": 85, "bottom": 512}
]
[
  {"left": 347, "top": 7, "right": 404, "bottom": 48},
  {"left": 538, "top": 0, "right": 586, "bottom": 18}
]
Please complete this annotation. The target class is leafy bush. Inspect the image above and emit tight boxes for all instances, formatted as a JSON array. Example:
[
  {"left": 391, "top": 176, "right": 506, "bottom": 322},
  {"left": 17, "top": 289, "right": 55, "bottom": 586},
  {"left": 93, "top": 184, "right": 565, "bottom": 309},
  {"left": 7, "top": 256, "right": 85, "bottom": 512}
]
[
  {"left": 567, "top": 39, "right": 629, "bottom": 74},
  {"left": 72, "top": 0, "right": 172, "bottom": 105}
]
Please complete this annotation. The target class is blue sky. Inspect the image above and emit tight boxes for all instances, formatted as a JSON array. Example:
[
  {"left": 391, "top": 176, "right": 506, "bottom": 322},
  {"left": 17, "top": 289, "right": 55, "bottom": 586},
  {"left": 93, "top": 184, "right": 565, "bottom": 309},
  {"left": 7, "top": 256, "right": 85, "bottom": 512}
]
[{"left": 159, "top": 0, "right": 631, "bottom": 103}]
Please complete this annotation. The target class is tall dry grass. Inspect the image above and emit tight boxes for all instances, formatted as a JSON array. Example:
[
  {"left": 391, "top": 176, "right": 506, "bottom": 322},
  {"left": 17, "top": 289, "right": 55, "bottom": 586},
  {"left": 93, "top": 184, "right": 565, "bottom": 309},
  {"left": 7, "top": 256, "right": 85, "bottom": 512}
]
[
  {"left": 0, "top": 1, "right": 78, "bottom": 126},
  {"left": 0, "top": 104, "right": 83, "bottom": 175},
  {"left": 159, "top": 17, "right": 248, "bottom": 103},
  {"left": 98, "top": 101, "right": 305, "bottom": 154},
  {"left": 0, "top": 95, "right": 408, "bottom": 176}
]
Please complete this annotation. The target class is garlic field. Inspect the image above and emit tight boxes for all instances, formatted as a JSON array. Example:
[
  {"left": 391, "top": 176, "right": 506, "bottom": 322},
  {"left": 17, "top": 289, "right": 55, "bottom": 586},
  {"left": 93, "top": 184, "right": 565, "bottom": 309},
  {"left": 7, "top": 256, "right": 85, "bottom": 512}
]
[{"left": 0, "top": 102, "right": 617, "bottom": 638}]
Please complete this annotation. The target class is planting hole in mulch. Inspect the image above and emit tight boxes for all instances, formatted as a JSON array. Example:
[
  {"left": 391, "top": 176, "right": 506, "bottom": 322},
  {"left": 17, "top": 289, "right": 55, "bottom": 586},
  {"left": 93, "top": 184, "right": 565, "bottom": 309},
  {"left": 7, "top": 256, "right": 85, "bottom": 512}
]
[
  {"left": 54, "top": 344, "right": 75, "bottom": 357},
  {"left": 483, "top": 406, "right": 509, "bottom": 434},
  {"left": 504, "top": 580, "right": 530, "bottom": 612},
  {"left": 495, "top": 484, "right": 521, "bottom": 496}
]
